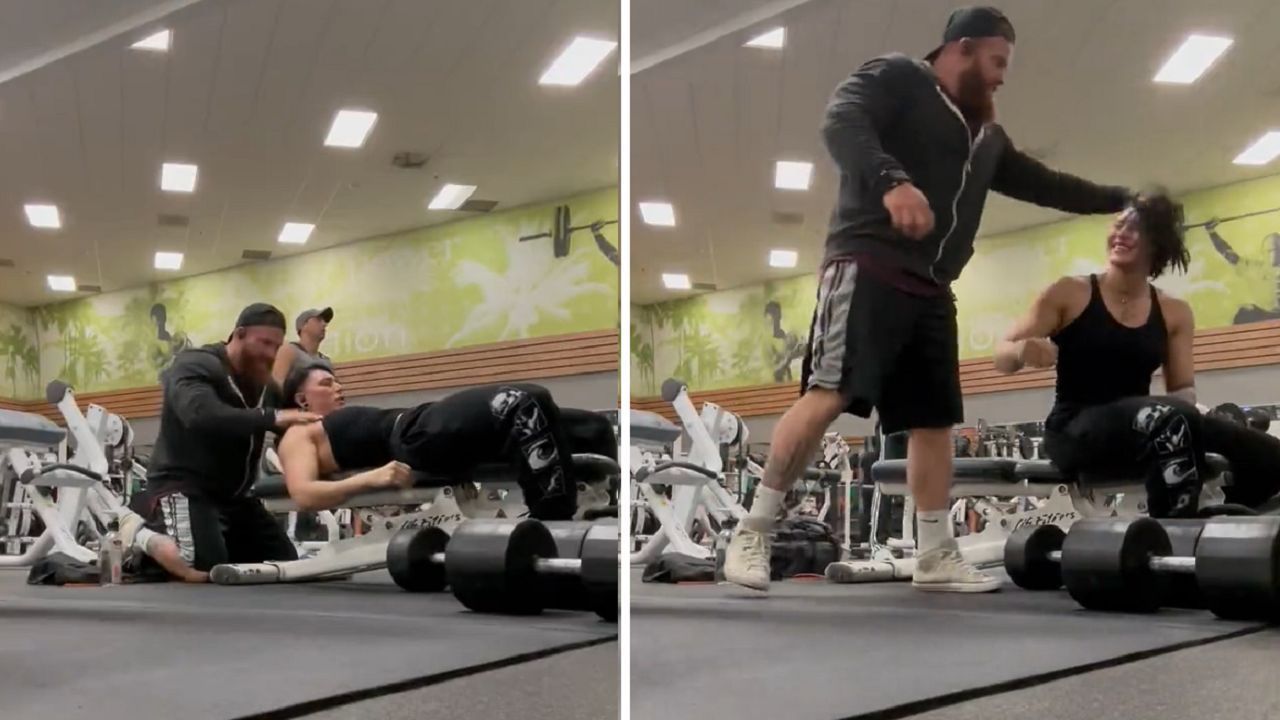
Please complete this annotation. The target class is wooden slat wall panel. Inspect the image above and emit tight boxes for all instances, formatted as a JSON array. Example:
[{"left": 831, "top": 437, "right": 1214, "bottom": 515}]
[
  {"left": 2, "top": 330, "right": 619, "bottom": 424},
  {"left": 633, "top": 322, "right": 1280, "bottom": 422}
]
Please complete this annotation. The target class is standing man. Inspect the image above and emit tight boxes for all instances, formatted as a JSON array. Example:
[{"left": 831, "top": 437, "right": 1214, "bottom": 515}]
[
  {"left": 126, "top": 303, "right": 321, "bottom": 576},
  {"left": 272, "top": 306, "right": 334, "bottom": 388},
  {"left": 724, "top": 6, "right": 1133, "bottom": 593}
]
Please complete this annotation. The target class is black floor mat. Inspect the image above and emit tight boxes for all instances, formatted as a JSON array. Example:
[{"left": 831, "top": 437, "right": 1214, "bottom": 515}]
[
  {"left": 630, "top": 570, "right": 1264, "bottom": 720},
  {"left": 0, "top": 569, "right": 616, "bottom": 719}
]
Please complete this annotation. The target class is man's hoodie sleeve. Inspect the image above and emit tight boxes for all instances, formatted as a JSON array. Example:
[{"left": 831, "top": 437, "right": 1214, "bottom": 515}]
[
  {"left": 165, "top": 352, "right": 277, "bottom": 436},
  {"left": 822, "top": 55, "right": 913, "bottom": 199}
]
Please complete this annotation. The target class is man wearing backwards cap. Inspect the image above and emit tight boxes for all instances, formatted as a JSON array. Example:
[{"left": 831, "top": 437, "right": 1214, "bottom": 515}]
[
  {"left": 725, "top": 6, "right": 1138, "bottom": 593},
  {"left": 120, "top": 303, "right": 322, "bottom": 581},
  {"left": 272, "top": 306, "right": 335, "bottom": 388}
]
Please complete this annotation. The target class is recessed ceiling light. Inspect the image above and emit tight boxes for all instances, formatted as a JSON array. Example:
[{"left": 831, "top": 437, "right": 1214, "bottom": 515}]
[
  {"left": 427, "top": 184, "right": 478, "bottom": 210},
  {"left": 131, "top": 29, "right": 171, "bottom": 52},
  {"left": 769, "top": 249, "right": 798, "bottom": 268},
  {"left": 1233, "top": 131, "right": 1280, "bottom": 166},
  {"left": 278, "top": 222, "right": 316, "bottom": 244},
  {"left": 775, "top": 161, "right": 813, "bottom": 190},
  {"left": 24, "top": 204, "right": 60, "bottom": 229},
  {"left": 1154, "top": 34, "right": 1233, "bottom": 84},
  {"left": 639, "top": 202, "right": 676, "bottom": 227},
  {"left": 47, "top": 275, "right": 76, "bottom": 292},
  {"left": 160, "top": 162, "right": 198, "bottom": 192},
  {"left": 662, "top": 273, "right": 691, "bottom": 290},
  {"left": 154, "top": 251, "right": 184, "bottom": 270},
  {"left": 324, "top": 109, "right": 378, "bottom": 148},
  {"left": 539, "top": 36, "right": 618, "bottom": 86},
  {"left": 745, "top": 27, "right": 786, "bottom": 49}
]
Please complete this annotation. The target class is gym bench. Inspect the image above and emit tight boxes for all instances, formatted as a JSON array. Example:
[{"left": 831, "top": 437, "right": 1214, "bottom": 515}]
[
  {"left": 830, "top": 451, "right": 1230, "bottom": 582},
  {"left": 212, "top": 452, "right": 620, "bottom": 585}
]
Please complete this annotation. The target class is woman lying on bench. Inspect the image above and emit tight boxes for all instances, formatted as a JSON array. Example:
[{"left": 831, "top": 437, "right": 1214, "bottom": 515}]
[
  {"left": 994, "top": 191, "right": 1280, "bottom": 517},
  {"left": 275, "top": 364, "right": 594, "bottom": 520}
]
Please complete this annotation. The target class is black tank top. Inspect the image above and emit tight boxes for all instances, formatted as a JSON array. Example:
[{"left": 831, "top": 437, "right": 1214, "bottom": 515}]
[
  {"left": 1046, "top": 275, "right": 1167, "bottom": 431},
  {"left": 320, "top": 406, "right": 405, "bottom": 470}
]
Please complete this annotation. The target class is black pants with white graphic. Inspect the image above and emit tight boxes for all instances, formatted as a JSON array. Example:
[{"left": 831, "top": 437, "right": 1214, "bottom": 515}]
[
  {"left": 391, "top": 383, "right": 584, "bottom": 520},
  {"left": 130, "top": 490, "right": 298, "bottom": 572},
  {"left": 1045, "top": 396, "right": 1280, "bottom": 517}
]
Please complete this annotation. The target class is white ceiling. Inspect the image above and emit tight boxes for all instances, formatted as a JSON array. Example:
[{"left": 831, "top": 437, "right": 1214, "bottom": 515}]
[
  {"left": 631, "top": 0, "right": 1280, "bottom": 303},
  {"left": 0, "top": 0, "right": 619, "bottom": 306}
]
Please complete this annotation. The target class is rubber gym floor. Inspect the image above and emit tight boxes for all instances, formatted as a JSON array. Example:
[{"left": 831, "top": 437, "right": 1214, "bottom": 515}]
[
  {"left": 0, "top": 568, "right": 618, "bottom": 720},
  {"left": 630, "top": 569, "right": 1279, "bottom": 720}
]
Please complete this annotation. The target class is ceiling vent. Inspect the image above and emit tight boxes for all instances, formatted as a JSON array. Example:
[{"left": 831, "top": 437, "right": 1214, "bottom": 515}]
[
  {"left": 241, "top": 249, "right": 272, "bottom": 261},
  {"left": 157, "top": 213, "right": 190, "bottom": 228},
  {"left": 771, "top": 211, "right": 805, "bottom": 226},
  {"left": 692, "top": 282, "right": 717, "bottom": 292},
  {"left": 459, "top": 199, "right": 499, "bottom": 213},
  {"left": 391, "top": 151, "right": 429, "bottom": 169},
  {"left": 78, "top": 284, "right": 102, "bottom": 293}
]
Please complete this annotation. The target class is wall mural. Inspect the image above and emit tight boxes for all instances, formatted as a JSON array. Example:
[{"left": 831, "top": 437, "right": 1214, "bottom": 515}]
[
  {"left": 630, "top": 275, "right": 816, "bottom": 397},
  {"left": 632, "top": 172, "right": 1280, "bottom": 397},
  {"left": 0, "top": 303, "right": 40, "bottom": 400},
  {"left": 10, "top": 187, "right": 618, "bottom": 399}
]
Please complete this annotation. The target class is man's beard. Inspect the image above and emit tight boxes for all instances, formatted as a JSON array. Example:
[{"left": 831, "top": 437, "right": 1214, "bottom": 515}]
[{"left": 955, "top": 65, "right": 995, "bottom": 126}]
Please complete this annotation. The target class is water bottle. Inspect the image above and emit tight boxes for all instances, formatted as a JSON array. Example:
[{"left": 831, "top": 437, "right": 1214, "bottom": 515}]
[{"left": 99, "top": 521, "right": 124, "bottom": 587}]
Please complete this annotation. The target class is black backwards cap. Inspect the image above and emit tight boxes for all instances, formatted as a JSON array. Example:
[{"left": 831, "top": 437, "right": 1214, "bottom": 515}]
[{"left": 925, "top": 6, "right": 1016, "bottom": 62}]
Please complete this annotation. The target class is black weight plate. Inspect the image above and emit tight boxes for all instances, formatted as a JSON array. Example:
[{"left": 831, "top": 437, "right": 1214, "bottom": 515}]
[
  {"left": 541, "top": 521, "right": 595, "bottom": 611},
  {"left": 1062, "top": 518, "right": 1170, "bottom": 613},
  {"left": 446, "top": 519, "right": 554, "bottom": 615},
  {"left": 1004, "top": 525, "right": 1065, "bottom": 591},
  {"left": 1195, "top": 517, "right": 1280, "bottom": 622},
  {"left": 1018, "top": 435, "right": 1036, "bottom": 460},
  {"left": 386, "top": 526, "right": 449, "bottom": 593},
  {"left": 1157, "top": 519, "right": 1206, "bottom": 609},
  {"left": 580, "top": 522, "right": 619, "bottom": 622}
]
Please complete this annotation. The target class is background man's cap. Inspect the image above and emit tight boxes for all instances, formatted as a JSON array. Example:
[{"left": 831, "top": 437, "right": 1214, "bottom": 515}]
[
  {"left": 925, "top": 6, "right": 1016, "bottom": 62},
  {"left": 296, "top": 307, "right": 334, "bottom": 334}
]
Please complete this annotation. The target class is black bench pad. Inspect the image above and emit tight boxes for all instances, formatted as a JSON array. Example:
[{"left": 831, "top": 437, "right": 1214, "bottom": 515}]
[{"left": 872, "top": 457, "right": 1018, "bottom": 483}]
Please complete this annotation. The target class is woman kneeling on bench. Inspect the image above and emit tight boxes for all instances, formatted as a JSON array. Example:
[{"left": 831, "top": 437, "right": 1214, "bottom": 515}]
[
  {"left": 994, "top": 191, "right": 1280, "bottom": 517},
  {"left": 276, "top": 364, "right": 581, "bottom": 520}
]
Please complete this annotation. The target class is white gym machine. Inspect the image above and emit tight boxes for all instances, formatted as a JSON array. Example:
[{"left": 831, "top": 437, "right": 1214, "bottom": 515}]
[
  {"left": 629, "top": 380, "right": 751, "bottom": 565},
  {"left": 0, "top": 381, "right": 135, "bottom": 568}
]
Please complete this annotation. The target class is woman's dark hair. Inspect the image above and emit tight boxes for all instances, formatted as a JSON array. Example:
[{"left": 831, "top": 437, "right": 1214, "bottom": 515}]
[
  {"left": 1131, "top": 189, "right": 1189, "bottom": 279},
  {"left": 280, "top": 362, "right": 334, "bottom": 409}
]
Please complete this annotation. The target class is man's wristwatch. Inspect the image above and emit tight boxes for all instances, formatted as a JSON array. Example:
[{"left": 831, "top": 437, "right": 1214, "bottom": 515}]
[{"left": 879, "top": 169, "right": 912, "bottom": 196}]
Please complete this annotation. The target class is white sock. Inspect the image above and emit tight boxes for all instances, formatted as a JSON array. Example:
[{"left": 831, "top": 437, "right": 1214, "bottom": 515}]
[
  {"left": 916, "top": 510, "right": 952, "bottom": 553},
  {"left": 741, "top": 485, "right": 785, "bottom": 532}
]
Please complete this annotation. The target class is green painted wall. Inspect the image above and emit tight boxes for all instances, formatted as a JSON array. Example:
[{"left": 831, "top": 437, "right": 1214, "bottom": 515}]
[
  {"left": 0, "top": 303, "right": 39, "bottom": 400},
  {"left": 8, "top": 187, "right": 618, "bottom": 400},
  {"left": 632, "top": 173, "right": 1280, "bottom": 397}
]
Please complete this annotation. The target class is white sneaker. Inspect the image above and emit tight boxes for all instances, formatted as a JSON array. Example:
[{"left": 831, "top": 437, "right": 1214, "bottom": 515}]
[
  {"left": 911, "top": 540, "right": 1002, "bottom": 593},
  {"left": 722, "top": 525, "right": 772, "bottom": 591}
]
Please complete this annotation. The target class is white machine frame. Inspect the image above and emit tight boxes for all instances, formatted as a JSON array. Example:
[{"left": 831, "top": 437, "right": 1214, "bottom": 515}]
[
  {"left": 0, "top": 382, "right": 134, "bottom": 567},
  {"left": 630, "top": 384, "right": 749, "bottom": 565}
]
